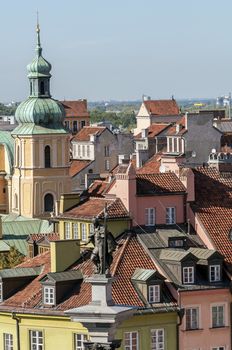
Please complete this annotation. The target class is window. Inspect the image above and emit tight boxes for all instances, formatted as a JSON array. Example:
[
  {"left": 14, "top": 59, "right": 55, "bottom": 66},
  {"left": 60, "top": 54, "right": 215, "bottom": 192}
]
[
  {"left": 145, "top": 208, "right": 155, "bottom": 226},
  {"left": 166, "top": 207, "right": 176, "bottom": 224},
  {"left": 73, "top": 223, "right": 79, "bottom": 239},
  {"left": 183, "top": 266, "right": 194, "bottom": 284},
  {"left": 30, "top": 330, "right": 43, "bottom": 350},
  {"left": 210, "top": 265, "right": 221, "bottom": 282},
  {"left": 169, "top": 239, "right": 184, "bottom": 248},
  {"left": 29, "top": 244, "right": 34, "bottom": 258},
  {"left": 124, "top": 332, "right": 138, "bottom": 350},
  {"left": 78, "top": 145, "right": 81, "bottom": 157},
  {"left": 148, "top": 285, "right": 160, "bottom": 303},
  {"left": 185, "top": 307, "right": 199, "bottom": 330},
  {"left": 0, "top": 282, "right": 3, "bottom": 302},
  {"left": 73, "top": 121, "right": 78, "bottom": 132},
  {"left": 44, "top": 193, "right": 54, "bottom": 212},
  {"left": 40, "top": 81, "right": 45, "bottom": 95},
  {"left": 151, "top": 329, "right": 164, "bottom": 350},
  {"left": 89, "top": 223, "right": 94, "bottom": 234},
  {"left": 82, "top": 145, "right": 85, "bottom": 157},
  {"left": 105, "top": 159, "right": 110, "bottom": 171},
  {"left": 104, "top": 145, "right": 110, "bottom": 157},
  {"left": 212, "top": 347, "right": 225, "bottom": 350},
  {"left": 81, "top": 223, "right": 87, "bottom": 241},
  {"left": 81, "top": 120, "right": 86, "bottom": 128},
  {"left": 87, "top": 145, "right": 90, "bottom": 157},
  {"left": 44, "top": 145, "right": 51, "bottom": 168},
  {"left": 64, "top": 222, "right": 71, "bottom": 239},
  {"left": 43, "top": 286, "right": 55, "bottom": 305},
  {"left": 4, "top": 333, "right": 13, "bottom": 350},
  {"left": 212, "top": 305, "right": 225, "bottom": 328},
  {"left": 75, "top": 334, "right": 87, "bottom": 350}
]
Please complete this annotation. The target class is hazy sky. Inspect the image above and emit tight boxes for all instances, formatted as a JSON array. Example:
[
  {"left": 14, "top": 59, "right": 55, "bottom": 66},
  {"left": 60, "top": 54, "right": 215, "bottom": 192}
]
[{"left": 1, "top": 0, "right": 232, "bottom": 102}]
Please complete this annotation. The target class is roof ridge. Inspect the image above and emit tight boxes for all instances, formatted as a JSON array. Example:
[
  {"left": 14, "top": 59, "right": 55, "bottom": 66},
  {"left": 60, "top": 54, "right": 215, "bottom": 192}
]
[{"left": 111, "top": 234, "right": 131, "bottom": 276}]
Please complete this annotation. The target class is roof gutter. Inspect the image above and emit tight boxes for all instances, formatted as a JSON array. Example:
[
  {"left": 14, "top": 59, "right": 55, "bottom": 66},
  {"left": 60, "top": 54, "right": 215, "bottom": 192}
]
[{"left": 11, "top": 312, "right": 20, "bottom": 350}]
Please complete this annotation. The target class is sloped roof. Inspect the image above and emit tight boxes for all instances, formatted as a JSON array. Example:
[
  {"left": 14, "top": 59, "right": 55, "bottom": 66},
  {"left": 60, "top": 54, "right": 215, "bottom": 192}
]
[
  {"left": 0, "top": 233, "right": 177, "bottom": 313},
  {"left": 27, "top": 233, "right": 60, "bottom": 244},
  {"left": 60, "top": 100, "right": 89, "bottom": 118},
  {"left": 144, "top": 100, "right": 179, "bottom": 116},
  {"left": 136, "top": 154, "right": 162, "bottom": 174},
  {"left": 72, "top": 126, "right": 106, "bottom": 142},
  {"left": 0, "top": 267, "right": 42, "bottom": 279},
  {"left": 69, "top": 160, "right": 93, "bottom": 177},
  {"left": 136, "top": 173, "right": 186, "bottom": 195},
  {"left": 134, "top": 124, "right": 170, "bottom": 139},
  {"left": 86, "top": 179, "right": 111, "bottom": 198},
  {"left": 191, "top": 167, "right": 232, "bottom": 263},
  {"left": 58, "top": 197, "right": 129, "bottom": 220}
]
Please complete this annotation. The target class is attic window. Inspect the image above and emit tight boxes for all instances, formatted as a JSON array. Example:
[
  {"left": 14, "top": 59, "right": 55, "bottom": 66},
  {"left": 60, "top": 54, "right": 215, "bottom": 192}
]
[
  {"left": 210, "top": 265, "right": 221, "bottom": 282},
  {"left": 183, "top": 266, "right": 194, "bottom": 284},
  {"left": 43, "top": 286, "right": 55, "bottom": 305},
  {"left": 148, "top": 285, "right": 160, "bottom": 303},
  {"left": 169, "top": 238, "right": 184, "bottom": 248},
  {"left": 0, "top": 282, "right": 3, "bottom": 302}
]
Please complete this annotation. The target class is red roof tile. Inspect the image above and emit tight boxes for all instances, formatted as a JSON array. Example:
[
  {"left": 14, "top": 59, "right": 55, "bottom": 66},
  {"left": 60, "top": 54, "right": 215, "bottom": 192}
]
[
  {"left": 192, "top": 167, "right": 232, "bottom": 263},
  {"left": 27, "top": 233, "right": 60, "bottom": 244},
  {"left": 59, "top": 197, "right": 129, "bottom": 220},
  {"left": 72, "top": 126, "right": 106, "bottom": 142},
  {"left": 86, "top": 180, "right": 110, "bottom": 198},
  {"left": 136, "top": 173, "right": 186, "bottom": 195},
  {"left": 69, "top": 160, "right": 93, "bottom": 177},
  {"left": 137, "top": 154, "right": 162, "bottom": 174},
  {"left": 134, "top": 124, "right": 170, "bottom": 139},
  {"left": 144, "top": 99, "right": 179, "bottom": 116},
  {"left": 60, "top": 100, "right": 89, "bottom": 118}
]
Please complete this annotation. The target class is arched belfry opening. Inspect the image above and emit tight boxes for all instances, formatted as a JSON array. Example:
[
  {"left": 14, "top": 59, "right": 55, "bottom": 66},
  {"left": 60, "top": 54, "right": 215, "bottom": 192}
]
[
  {"left": 44, "top": 193, "right": 54, "bottom": 212},
  {"left": 44, "top": 145, "right": 51, "bottom": 168}
]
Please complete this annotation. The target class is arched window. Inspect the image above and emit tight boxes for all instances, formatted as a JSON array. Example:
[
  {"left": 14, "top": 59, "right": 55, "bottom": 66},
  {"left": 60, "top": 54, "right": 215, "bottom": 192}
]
[
  {"left": 44, "top": 146, "right": 51, "bottom": 168},
  {"left": 44, "top": 193, "right": 54, "bottom": 212},
  {"left": 40, "top": 81, "right": 45, "bottom": 95}
]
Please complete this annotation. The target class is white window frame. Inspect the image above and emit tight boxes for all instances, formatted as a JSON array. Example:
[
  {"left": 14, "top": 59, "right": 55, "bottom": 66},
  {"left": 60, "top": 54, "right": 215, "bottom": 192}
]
[
  {"left": 64, "top": 222, "right": 71, "bottom": 239},
  {"left": 211, "top": 304, "right": 225, "bottom": 328},
  {"left": 75, "top": 333, "right": 88, "bottom": 350},
  {"left": 73, "top": 223, "right": 79, "bottom": 239},
  {"left": 148, "top": 285, "right": 160, "bottom": 303},
  {"left": 43, "top": 286, "right": 55, "bottom": 305},
  {"left": 0, "top": 282, "right": 3, "bottom": 302},
  {"left": 124, "top": 331, "right": 138, "bottom": 350},
  {"left": 145, "top": 208, "right": 155, "bottom": 226},
  {"left": 4, "top": 333, "right": 13, "bottom": 350},
  {"left": 185, "top": 307, "right": 199, "bottom": 330},
  {"left": 105, "top": 159, "right": 110, "bottom": 171},
  {"left": 183, "top": 266, "right": 194, "bottom": 284},
  {"left": 30, "top": 330, "right": 43, "bottom": 350},
  {"left": 81, "top": 223, "right": 87, "bottom": 241},
  {"left": 210, "top": 265, "right": 221, "bottom": 282},
  {"left": 151, "top": 328, "right": 164, "bottom": 350},
  {"left": 166, "top": 207, "right": 176, "bottom": 225}
]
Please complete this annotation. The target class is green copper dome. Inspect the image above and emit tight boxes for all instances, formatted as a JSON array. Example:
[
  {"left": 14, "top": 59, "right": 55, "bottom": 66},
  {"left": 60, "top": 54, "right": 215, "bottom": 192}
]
[{"left": 13, "top": 24, "right": 66, "bottom": 135}]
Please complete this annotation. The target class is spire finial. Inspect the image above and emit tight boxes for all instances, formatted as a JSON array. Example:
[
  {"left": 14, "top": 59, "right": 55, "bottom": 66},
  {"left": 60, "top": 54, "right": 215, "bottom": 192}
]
[{"left": 36, "top": 11, "right": 42, "bottom": 56}]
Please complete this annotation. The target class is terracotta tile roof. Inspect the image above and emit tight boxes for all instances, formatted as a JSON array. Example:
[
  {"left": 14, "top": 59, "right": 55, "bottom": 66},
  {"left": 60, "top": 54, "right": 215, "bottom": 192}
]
[
  {"left": 86, "top": 180, "right": 111, "bottom": 198},
  {"left": 191, "top": 167, "right": 232, "bottom": 263},
  {"left": 144, "top": 99, "right": 179, "bottom": 116},
  {"left": 59, "top": 197, "right": 129, "bottom": 220},
  {"left": 27, "top": 233, "right": 60, "bottom": 244},
  {"left": 1, "top": 233, "right": 177, "bottom": 312},
  {"left": 137, "top": 154, "right": 162, "bottom": 174},
  {"left": 136, "top": 173, "right": 186, "bottom": 195},
  {"left": 72, "top": 126, "right": 106, "bottom": 142},
  {"left": 60, "top": 100, "right": 89, "bottom": 118},
  {"left": 69, "top": 160, "right": 93, "bottom": 177},
  {"left": 165, "top": 116, "right": 187, "bottom": 136},
  {"left": 134, "top": 124, "right": 170, "bottom": 139}
]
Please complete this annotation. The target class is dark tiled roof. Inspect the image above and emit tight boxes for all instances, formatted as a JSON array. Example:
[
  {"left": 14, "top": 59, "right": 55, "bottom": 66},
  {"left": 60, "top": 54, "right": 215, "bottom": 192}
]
[
  {"left": 144, "top": 100, "right": 179, "bottom": 116},
  {"left": 0, "top": 233, "right": 177, "bottom": 312},
  {"left": 191, "top": 167, "right": 232, "bottom": 263},
  {"left": 59, "top": 197, "right": 129, "bottom": 220},
  {"left": 69, "top": 160, "right": 93, "bottom": 177},
  {"left": 72, "top": 126, "right": 106, "bottom": 141},
  {"left": 60, "top": 100, "right": 89, "bottom": 118},
  {"left": 136, "top": 173, "right": 186, "bottom": 195}
]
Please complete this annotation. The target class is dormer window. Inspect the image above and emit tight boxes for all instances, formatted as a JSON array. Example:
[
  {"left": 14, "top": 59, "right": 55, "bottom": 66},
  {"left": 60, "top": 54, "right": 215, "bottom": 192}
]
[
  {"left": 43, "top": 286, "right": 55, "bottom": 305},
  {"left": 210, "top": 265, "right": 221, "bottom": 282},
  {"left": 148, "top": 285, "right": 160, "bottom": 303},
  {"left": 169, "top": 238, "right": 184, "bottom": 248},
  {"left": 183, "top": 266, "right": 194, "bottom": 284},
  {"left": 0, "top": 282, "right": 3, "bottom": 302}
]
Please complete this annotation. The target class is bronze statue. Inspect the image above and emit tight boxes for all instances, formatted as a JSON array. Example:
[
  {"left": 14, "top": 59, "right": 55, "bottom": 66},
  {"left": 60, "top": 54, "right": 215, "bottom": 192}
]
[{"left": 88, "top": 216, "right": 117, "bottom": 275}]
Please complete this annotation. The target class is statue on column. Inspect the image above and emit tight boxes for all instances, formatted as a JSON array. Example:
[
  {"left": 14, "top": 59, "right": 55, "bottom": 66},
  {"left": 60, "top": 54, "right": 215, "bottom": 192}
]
[{"left": 88, "top": 208, "right": 117, "bottom": 275}]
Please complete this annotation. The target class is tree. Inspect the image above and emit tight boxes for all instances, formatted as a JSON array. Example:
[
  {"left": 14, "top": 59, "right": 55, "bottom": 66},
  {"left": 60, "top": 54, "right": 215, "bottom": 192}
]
[{"left": 0, "top": 246, "right": 24, "bottom": 269}]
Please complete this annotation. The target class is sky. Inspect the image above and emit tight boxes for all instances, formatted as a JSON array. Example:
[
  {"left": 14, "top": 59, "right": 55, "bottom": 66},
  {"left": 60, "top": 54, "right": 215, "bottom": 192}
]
[{"left": 1, "top": 0, "right": 232, "bottom": 102}]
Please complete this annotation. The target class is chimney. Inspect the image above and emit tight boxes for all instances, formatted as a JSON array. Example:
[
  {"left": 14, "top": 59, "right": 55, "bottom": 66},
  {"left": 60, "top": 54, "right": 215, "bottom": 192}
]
[
  {"left": 59, "top": 193, "right": 80, "bottom": 214},
  {"left": 90, "top": 134, "right": 96, "bottom": 142},
  {"left": 50, "top": 240, "right": 81, "bottom": 273}
]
